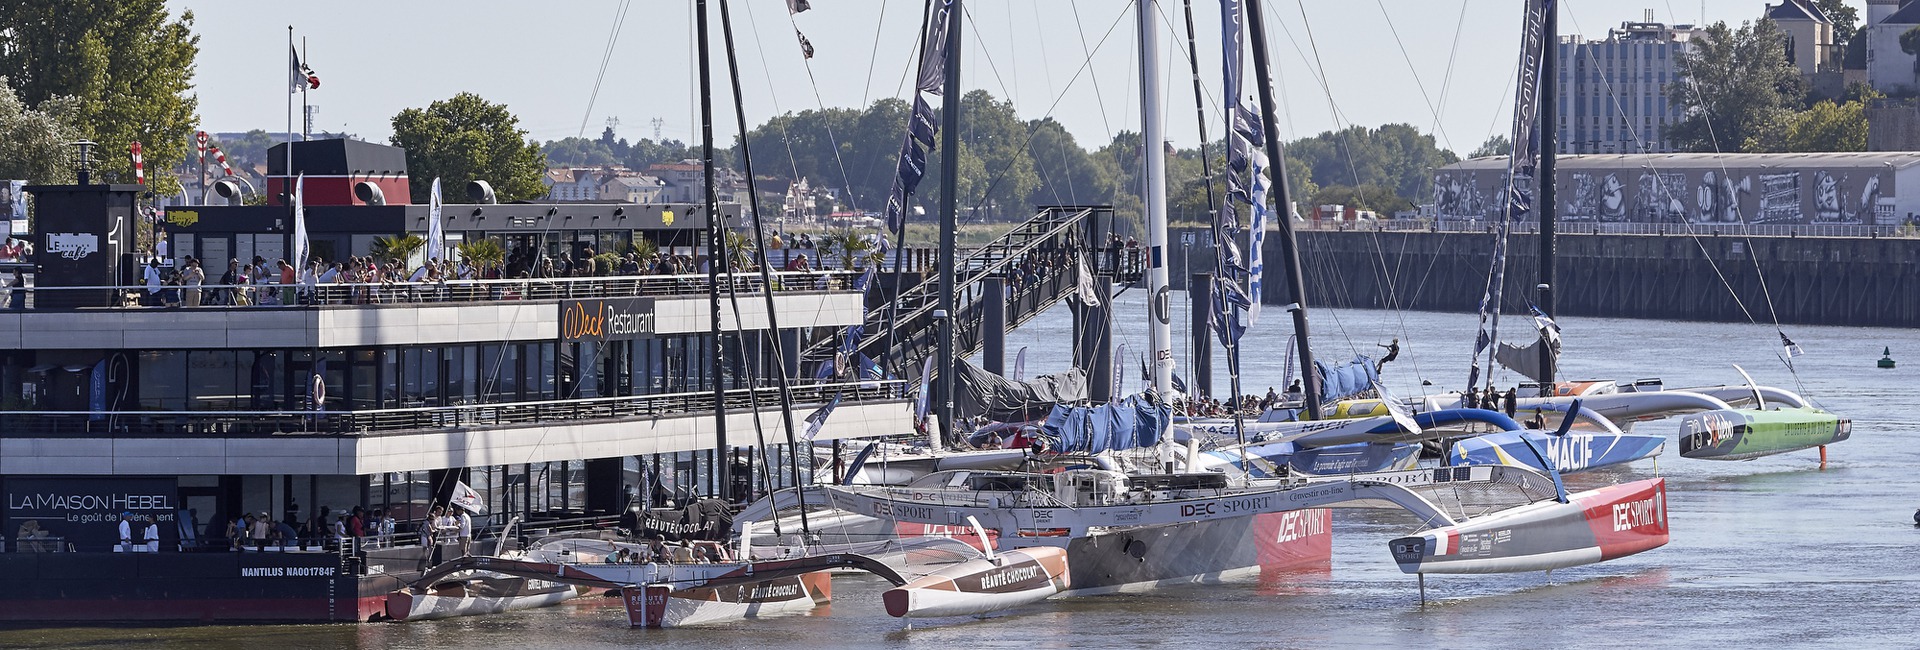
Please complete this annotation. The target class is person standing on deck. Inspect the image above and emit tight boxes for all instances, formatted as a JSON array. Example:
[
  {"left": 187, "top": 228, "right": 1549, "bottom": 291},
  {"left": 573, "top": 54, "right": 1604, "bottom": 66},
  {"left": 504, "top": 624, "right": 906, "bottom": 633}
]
[{"left": 1503, "top": 388, "right": 1518, "bottom": 418}]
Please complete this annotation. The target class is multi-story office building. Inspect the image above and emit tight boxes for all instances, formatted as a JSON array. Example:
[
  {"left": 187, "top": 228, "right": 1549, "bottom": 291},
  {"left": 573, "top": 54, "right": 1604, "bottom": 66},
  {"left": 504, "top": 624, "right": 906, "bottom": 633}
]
[{"left": 1556, "top": 20, "right": 1701, "bottom": 155}]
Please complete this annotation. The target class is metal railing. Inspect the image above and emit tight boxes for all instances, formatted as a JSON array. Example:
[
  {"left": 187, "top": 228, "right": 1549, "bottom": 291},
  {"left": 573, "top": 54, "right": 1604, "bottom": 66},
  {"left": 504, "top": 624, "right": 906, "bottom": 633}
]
[
  {"left": 2, "top": 270, "right": 860, "bottom": 311},
  {"left": 1288, "top": 217, "right": 1920, "bottom": 238},
  {"left": 0, "top": 380, "right": 904, "bottom": 438}
]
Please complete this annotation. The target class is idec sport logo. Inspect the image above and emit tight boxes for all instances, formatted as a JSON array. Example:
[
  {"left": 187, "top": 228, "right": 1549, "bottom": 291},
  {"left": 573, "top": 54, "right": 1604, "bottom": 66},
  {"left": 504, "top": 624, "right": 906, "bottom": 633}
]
[{"left": 1611, "top": 494, "right": 1663, "bottom": 533}]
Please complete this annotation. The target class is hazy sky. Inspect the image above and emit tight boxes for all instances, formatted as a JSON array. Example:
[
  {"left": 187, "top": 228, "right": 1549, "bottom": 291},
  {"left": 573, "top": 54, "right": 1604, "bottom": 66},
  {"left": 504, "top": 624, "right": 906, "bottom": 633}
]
[{"left": 167, "top": 0, "right": 1857, "bottom": 159}]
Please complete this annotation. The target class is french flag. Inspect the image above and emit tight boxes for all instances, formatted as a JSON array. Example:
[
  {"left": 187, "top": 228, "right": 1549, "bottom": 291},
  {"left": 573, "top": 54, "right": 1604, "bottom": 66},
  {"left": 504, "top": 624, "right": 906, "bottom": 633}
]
[{"left": 1428, "top": 530, "right": 1459, "bottom": 556}]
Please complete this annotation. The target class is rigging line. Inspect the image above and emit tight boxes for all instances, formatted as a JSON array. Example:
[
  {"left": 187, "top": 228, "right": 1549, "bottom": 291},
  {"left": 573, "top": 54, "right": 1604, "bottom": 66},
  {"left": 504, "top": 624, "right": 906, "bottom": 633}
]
[
  {"left": 1371, "top": 0, "right": 1456, "bottom": 152},
  {"left": 578, "top": 0, "right": 634, "bottom": 138},
  {"left": 1260, "top": 4, "right": 1355, "bottom": 130},
  {"left": 963, "top": 2, "right": 1134, "bottom": 215},
  {"left": 783, "top": 4, "right": 864, "bottom": 213},
  {"left": 1291, "top": 0, "right": 1363, "bottom": 191},
  {"left": 1429, "top": 0, "right": 1472, "bottom": 147},
  {"left": 738, "top": 2, "right": 807, "bottom": 203},
  {"left": 1561, "top": 5, "right": 1763, "bottom": 327},
  {"left": 1030, "top": 1, "right": 1078, "bottom": 204},
  {"left": 1068, "top": 0, "right": 1119, "bottom": 140},
  {"left": 1366, "top": 225, "right": 1425, "bottom": 383},
  {"left": 859, "top": 0, "right": 891, "bottom": 109}
]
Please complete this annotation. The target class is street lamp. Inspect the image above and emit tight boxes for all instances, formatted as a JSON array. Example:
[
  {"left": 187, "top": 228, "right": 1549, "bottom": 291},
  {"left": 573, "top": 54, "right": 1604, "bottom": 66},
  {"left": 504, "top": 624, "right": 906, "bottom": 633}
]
[{"left": 70, "top": 140, "right": 99, "bottom": 185}]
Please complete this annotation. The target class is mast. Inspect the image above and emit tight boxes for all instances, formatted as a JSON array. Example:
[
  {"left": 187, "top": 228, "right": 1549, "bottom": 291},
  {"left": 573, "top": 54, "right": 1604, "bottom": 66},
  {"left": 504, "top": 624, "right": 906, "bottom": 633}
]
[
  {"left": 695, "top": 0, "right": 731, "bottom": 499},
  {"left": 1140, "top": 0, "right": 1173, "bottom": 400},
  {"left": 934, "top": 0, "right": 963, "bottom": 447},
  {"left": 718, "top": 0, "right": 807, "bottom": 533},
  {"left": 1182, "top": 0, "right": 1244, "bottom": 446},
  {"left": 1245, "top": 0, "right": 1322, "bottom": 419},
  {"left": 1537, "top": 5, "right": 1558, "bottom": 397}
]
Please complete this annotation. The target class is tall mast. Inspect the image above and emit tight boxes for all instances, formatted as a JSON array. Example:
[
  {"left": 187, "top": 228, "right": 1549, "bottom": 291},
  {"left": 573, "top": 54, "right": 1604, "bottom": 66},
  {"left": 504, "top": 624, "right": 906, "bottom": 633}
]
[
  {"left": 1140, "top": 0, "right": 1174, "bottom": 400},
  {"left": 934, "top": 0, "right": 963, "bottom": 447},
  {"left": 717, "top": 0, "right": 806, "bottom": 532},
  {"left": 1537, "top": 5, "right": 1558, "bottom": 396},
  {"left": 695, "top": 0, "right": 731, "bottom": 498},
  {"left": 1182, "top": 0, "right": 1243, "bottom": 446},
  {"left": 1245, "top": 1, "right": 1321, "bottom": 419}
]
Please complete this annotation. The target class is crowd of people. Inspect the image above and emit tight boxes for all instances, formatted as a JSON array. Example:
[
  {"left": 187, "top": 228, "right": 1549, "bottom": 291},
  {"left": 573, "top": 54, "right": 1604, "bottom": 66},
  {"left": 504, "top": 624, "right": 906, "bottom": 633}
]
[{"left": 223, "top": 505, "right": 398, "bottom": 551}]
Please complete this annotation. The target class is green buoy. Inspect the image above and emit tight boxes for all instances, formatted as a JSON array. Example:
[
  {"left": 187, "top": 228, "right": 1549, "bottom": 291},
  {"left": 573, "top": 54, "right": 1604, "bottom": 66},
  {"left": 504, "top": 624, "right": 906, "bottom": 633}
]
[{"left": 1879, "top": 347, "right": 1896, "bottom": 369}]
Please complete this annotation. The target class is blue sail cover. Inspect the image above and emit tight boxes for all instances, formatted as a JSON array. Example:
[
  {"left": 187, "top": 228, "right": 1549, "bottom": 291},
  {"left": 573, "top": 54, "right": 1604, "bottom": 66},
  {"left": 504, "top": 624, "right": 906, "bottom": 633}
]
[
  {"left": 1043, "top": 396, "right": 1168, "bottom": 454},
  {"left": 1315, "top": 355, "right": 1379, "bottom": 403}
]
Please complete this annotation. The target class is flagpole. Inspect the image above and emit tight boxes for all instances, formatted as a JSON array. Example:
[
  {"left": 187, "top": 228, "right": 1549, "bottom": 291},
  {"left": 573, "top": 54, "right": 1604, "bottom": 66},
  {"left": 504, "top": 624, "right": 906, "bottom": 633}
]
[
  {"left": 302, "top": 37, "right": 310, "bottom": 141},
  {"left": 286, "top": 26, "right": 294, "bottom": 206}
]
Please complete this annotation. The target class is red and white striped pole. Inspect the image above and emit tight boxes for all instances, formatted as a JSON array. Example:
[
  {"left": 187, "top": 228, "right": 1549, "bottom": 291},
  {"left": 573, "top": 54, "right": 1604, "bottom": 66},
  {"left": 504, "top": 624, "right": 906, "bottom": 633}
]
[
  {"left": 129, "top": 141, "right": 145, "bottom": 185},
  {"left": 209, "top": 145, "right": 234, "bottom": 178}
]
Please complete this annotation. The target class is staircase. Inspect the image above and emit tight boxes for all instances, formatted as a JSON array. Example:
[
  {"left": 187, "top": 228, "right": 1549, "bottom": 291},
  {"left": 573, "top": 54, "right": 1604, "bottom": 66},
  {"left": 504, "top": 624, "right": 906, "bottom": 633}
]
[{"left": 800, "top": 206, "right": 1142, "bottom": 389}]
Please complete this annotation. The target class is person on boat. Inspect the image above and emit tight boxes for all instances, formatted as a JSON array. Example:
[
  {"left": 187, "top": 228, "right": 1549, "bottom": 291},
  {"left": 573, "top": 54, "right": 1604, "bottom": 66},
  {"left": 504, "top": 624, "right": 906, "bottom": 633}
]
[
  {"left": 1526, "top": 408, "right": 1546, "bottom": 429},
  {"left": 1284, "top": 380, "right": 1303, "bottom": 403},
  {"left": 1376, "top": 338, "right": 1400, "bottom": 372},
  {"left": 1464, "top": 389, "right": 1480, "bottom": 410},
  {"left": 1503, "top": 388, "right": 1518, "bottom": 418}
]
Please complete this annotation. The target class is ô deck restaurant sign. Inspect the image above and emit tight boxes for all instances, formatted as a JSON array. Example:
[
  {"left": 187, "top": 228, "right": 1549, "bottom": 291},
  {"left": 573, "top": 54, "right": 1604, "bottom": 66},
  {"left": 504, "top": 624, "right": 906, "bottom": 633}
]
[{"left": 561, "top": 297, "right": 657, "bottom": 342}]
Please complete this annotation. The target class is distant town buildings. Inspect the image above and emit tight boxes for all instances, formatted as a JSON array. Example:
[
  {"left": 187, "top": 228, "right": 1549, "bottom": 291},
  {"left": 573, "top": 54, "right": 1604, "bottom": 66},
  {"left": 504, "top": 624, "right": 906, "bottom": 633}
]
[
  {"left": 1866, "top": 0, "right": 1920, "bottom": 96},
  {"left": 1556, "top": 18, "right": 1700, "bottom": 155},
  {"left": 541, "top": 161, "right": 743, "bottom": 204}
]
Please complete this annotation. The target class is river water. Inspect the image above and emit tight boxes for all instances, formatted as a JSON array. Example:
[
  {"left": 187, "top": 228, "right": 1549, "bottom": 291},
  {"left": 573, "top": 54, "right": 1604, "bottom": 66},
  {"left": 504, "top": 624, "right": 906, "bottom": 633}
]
[{"left": 6, "top": 292, "right": 1917, "bottom": 648}]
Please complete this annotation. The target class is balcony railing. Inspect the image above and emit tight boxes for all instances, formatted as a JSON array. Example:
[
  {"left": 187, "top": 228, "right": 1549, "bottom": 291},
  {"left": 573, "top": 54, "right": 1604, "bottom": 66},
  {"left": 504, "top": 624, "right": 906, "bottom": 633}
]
[
  {"left": 1, "top": 270, "right": 859, "bottom": 311},
  {"left": 0, "top": 380, "right": 903, "bottom": 438}
]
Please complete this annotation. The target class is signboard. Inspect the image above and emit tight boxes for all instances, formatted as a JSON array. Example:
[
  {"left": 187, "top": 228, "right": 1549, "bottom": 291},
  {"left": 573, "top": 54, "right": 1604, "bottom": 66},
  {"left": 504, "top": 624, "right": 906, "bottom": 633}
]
[
  {"left": 0, "top": 180, "right": 24, "bottom": 234},
  {"left": 560, "top": 297, "right": 657, "bottom": 342},
  {"left": 3, "top": 477, "right": 181, "bottom": 550}
]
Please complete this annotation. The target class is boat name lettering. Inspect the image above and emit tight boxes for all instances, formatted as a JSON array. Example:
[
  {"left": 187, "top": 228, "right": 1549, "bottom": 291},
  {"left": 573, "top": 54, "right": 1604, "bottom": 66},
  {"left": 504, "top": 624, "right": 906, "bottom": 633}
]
[
  {"left": 1180, "top": 502, "right": 1217, "bottom": 517},
  {"left": 742, "top": 583, "right": 800, "bottom": 600},
  {"left": 978, "top": 564, "right": 1042, "bottom": 590},
  {"left": 871, "top": 501, "right": 936, "bottom": 521},
  {"left": 1612, "top": 495, "right": 1661, "bottom": 532},
  {"left": 1544, "top": 434, "right": 1594, "bottom": 471},
  {"left": 1219, "top": 496, "right": 1273, "bottom": 514},
  {"left": 1275, "top": 510, "right": 1328, "bottom": 544},
  {"left": 240, "top": 566, "right": 337, "bottom": 577},
  {"left": 1286, "top": 484, "right": 1346, "bottom": 503},
  {"left": 1031, "top": 509, "right": 1055, "bottom": 523}
]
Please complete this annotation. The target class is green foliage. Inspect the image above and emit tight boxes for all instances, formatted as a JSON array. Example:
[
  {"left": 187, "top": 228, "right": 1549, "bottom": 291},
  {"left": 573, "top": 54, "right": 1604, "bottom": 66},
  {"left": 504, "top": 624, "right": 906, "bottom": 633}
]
[
  {"left": 1749, "top": 99, "right": 1869, "bottom": 152},
  {"left": 590, "top": 252, "right": 621, "bottom": 275},
  {"left": 722, "top": 229, "right": 757, "bottom": 270},
  {"left": 818, "top": 228, "right": 878, "bottom": 269},
  {"left": 390, "top": 93, "right": 547, "bottom": 204},
  {"left": 1468, "top": 135, "right": 1512, "bottom": 159},
  {"left": 370, "top": 234, "right": 426, "bottom": 265},
  {"left": 0, "top": 79, "right": 81, "bottom": 184},
  {"left": 1668, "top": 20, "right": 1807, "bottom": 153},
  {"left": 456, "top": 237, "right": 505, "bottom": 271},
  {"left": 622, "top": 235, "right": 659, "bottom": 262},
  {"left": 1282, "top": 123, "right": 1458, "bottom": 204},
  {"left": 1816, "top": 0, "right": 1858, "bottom": 44},
  {"left": 0, "top": 0, "right": 199, "bottom": 195},
  {"left": 1844, "top": 28, "right": 1868, "bottom": 70}
]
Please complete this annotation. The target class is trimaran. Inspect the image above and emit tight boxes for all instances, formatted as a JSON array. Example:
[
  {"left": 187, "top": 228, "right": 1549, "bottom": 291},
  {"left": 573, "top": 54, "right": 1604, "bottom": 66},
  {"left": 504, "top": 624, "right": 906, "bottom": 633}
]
[{"left": 396, "top": 0, "right": 1675, "bottom": 628}]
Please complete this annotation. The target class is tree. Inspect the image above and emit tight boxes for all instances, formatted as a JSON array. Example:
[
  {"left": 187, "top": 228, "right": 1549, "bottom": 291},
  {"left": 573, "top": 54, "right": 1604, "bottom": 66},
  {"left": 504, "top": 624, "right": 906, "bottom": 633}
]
[
  {"left": 1668, "top": 20, "right": 1807, "bottom": 153},
  {"left": 1468, "top": 135, "right": 1512, "bottom": 159},
  {"left": 1751, "top": 99, "right": 1869, "bottom": 152},
  {"left": 0, "top": 79, "right": 82, "bottom": 185},
  {"left": 390, "top": 93, "right": 547, "bottom": 204},
  {"left": 1816, "top": 0, "right": 1859, "bottom": 45},
  {"left": 1284, "top": 123, "right": 1458, "bottom": 203},
  {"left": 370, "top": 234, "right": 426, "bottom": 265},
  {"left": 0, "top": 0, "right": 199, "bottom": 195}
]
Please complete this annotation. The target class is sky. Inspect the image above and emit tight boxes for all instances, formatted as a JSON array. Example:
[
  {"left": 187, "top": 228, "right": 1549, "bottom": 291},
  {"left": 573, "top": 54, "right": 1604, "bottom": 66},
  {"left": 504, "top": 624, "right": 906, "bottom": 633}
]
[{"left": 167, "top": 0, "right": 1863, "bottom": 160}]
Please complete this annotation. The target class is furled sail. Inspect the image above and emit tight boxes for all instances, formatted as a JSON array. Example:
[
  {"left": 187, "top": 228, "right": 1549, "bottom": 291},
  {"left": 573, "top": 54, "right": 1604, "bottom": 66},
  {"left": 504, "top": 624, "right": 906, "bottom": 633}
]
[
  {"left": 1494, "top": 307, "right": 1562, "bottom": 383},
  {"left": 951, "top": 359, "right": 1088, "bottom": 423},
  {"left": 1466, "top": 0, "right": 1553, "bottom": 393}
]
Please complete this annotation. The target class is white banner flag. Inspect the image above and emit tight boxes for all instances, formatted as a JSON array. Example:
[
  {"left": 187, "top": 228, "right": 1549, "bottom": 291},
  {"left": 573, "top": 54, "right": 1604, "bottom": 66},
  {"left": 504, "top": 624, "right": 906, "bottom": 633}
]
[{"left": 450, "top": 480, "right": 487, "bottom": 514}]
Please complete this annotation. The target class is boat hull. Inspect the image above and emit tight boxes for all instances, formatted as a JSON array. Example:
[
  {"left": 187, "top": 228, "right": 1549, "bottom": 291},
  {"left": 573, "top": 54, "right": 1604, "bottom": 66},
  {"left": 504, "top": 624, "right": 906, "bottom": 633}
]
[
  {"left": 1678, "top": 408, "right": 1851, "bottom": 460},
  {"left": 883, "top": 546, "right": 1069, "bottom": 618},
  {"left": 1449, "top": 430, "right": 1665, "bottom": 473},
  {"left": 1056, "top": 509, "right": 1331, "bottom": 595},
  {"left": 383, "top": 578, "right": 579, "bottom": 622},
  {"left": 622, "top": 572, "right": 831, "bottom": 628},
  {"left": 1389, "top": 478, "right": 1668, "bottom": 574}
]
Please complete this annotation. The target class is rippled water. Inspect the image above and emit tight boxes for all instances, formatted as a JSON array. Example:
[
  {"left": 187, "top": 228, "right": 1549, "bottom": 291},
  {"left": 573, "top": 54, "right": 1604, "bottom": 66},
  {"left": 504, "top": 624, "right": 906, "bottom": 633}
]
[{"left": 6, "top": 292, "right": 1917, "bottom": 648}]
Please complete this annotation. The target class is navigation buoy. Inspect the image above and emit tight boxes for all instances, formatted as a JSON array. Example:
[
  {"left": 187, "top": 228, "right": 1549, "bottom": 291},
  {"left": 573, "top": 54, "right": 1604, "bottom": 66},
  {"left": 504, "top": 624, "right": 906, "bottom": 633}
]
[{"left": 1879, "top": 347, "right": 1896, "bottom": 369}]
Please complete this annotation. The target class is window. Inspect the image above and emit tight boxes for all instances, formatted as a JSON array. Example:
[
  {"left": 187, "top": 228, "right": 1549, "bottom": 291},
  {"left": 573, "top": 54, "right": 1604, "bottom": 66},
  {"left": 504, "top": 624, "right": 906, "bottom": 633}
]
[
  {"left": 187, "top": 350, "right": 239, "bottom": 411},
  {"left": 136, "top": 351, "right": 187, "bottom": 410}
]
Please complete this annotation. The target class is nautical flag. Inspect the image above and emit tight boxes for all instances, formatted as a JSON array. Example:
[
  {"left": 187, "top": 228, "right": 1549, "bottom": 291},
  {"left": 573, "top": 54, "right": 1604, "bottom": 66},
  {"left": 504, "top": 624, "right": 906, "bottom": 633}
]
[
  {"left": 796, "top": 31, "right": 815, "bottom": 59},
  {"left": 292, "top": 174, "right": 309, "bottom": 271},
  {"left": 426, "top": 178, "right": 446, "bottom": 262},
  {"left": 801, "top": 393, "right": 842, "bottom": 442},
  {"left": 290, "top": 44, "right": 319, "bottom": 93},
  {"left": 1374, "top": 381, "right": 1422, "bottom": 435},
  {"left": 786, "top": 0, "right": 811, "bottom": 13},
  {"left": 450, "top": 480, "right": 487, "bottom": 514},
  {"left": 1070, "top": 253, "right": 1101, "bottom": 305},
  {"left": 1113, "top": 343, "right": 1128, "bottom": 399},
  {"left": 1013, "top": 347, "right": 1027, "bottom": 382},
  {"left": 1780, "top": 332, "right": 1804, "bottom": 358}
]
